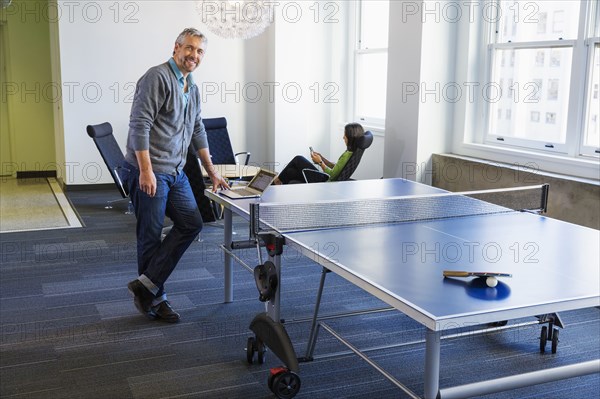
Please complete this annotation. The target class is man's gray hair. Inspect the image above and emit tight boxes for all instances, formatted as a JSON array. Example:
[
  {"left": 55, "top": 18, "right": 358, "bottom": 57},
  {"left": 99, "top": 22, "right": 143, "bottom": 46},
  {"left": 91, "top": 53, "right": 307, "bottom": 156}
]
[{"left": 176, "top": 28, "right": 207, "bottom": 45}]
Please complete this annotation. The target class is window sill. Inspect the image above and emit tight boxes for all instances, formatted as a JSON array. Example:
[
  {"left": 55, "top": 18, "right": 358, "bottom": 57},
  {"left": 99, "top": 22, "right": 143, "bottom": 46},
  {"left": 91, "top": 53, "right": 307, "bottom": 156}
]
[
  {"left": 338, "top": 121, "right": 385, "bottom": 136},
  {"left": 359, "top": 123, "right": 385, "bottom": 136},
  {"left": 454, "top": 142, "right": 600, "bottom": 182}
]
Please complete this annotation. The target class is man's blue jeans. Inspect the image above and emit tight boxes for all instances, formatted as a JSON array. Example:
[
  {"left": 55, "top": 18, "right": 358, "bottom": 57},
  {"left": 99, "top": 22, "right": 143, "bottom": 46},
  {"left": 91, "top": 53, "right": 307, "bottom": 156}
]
[{"left": 121, "top": 162, "right": 203, "bottom": 298}]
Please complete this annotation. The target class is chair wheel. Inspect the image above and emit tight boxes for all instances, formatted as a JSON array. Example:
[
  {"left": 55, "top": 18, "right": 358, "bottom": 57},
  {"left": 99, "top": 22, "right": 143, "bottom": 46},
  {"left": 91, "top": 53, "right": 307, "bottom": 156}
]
[
  {"left": 270, "top": 368, "right": 301, "bottom": 399},
  {"left": 246, "top": 336, "right": 256, "bottom": 364},
  {"left": 540, "top": 326, "right": 547, "bottom": 353},
  {"left": 551, "top": 328, "right": 559, "bottom": 354},
  {"left": 256, "top": 339, "right": 266, "bottom": 364}
]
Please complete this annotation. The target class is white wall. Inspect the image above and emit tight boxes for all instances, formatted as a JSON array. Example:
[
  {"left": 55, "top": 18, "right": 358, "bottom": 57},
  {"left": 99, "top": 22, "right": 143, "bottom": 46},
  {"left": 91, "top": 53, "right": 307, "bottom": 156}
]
[
  {"left": 55, "top": 0, "right": 457, "bottom": 186},
  {"left": 56, "top": 0, "right": 249, "bottom": 185},
  {"left": 271, "top": 1, "right": 339, "bottom": 172},
  {"left": 55, "top": 0, "right": 360, "bottom": 184},
  {"left": 416, "top": 1, "right": 457, "bottom": 184},
  {"left": 383, "top": 0, "right": 424, "bottom": 179},
  {"left": 383, "top": 0, "right": 458, "bottom": 183}
]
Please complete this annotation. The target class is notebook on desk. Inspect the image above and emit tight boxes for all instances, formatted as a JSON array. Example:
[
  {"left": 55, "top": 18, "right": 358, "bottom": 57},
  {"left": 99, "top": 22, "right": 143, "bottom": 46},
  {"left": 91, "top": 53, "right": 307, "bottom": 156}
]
[{"left": 220, "top": 168, "right": 277, "bottom": 199}]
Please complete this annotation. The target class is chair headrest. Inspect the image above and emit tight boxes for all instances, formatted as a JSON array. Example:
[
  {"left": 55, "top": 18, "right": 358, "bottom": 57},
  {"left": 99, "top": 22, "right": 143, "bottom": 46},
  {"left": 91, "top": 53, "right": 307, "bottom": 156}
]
[
  {"left": 86, "top": 122, "right": 113, "bottom": 138},
  {"left": 356, "top": 131, "right": 373, "bottom": 150},
  {"left": 203, "top": 117, "right": 227, "bottom": 130}
]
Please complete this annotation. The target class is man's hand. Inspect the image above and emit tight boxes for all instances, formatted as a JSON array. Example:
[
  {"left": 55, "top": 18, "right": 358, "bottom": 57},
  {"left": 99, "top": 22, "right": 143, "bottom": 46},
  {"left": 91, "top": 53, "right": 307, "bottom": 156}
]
[
  {"left": 135, "top": 150, "right": 156, "bottom": 197},
  {"left": 210, "top": 173, "right": 230, "bottom": 192},
  {"left": 198, "top": 148, "right": 230, "bottom": 192},
  {"left": 139, "top": 170, "right": 157, "bottom": 197}
]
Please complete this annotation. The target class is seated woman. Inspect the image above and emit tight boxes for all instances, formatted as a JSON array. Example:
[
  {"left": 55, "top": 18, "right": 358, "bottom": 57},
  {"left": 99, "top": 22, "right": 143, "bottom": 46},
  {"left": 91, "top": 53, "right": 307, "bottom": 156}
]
[{"left": 273, "top": 123, "right": 365, "bottom": 185}]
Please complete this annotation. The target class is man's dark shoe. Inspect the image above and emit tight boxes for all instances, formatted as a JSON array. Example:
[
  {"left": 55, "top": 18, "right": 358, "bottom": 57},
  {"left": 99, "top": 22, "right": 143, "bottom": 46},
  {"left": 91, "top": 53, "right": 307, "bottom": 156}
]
[
  {"left": 127, "top": 279, "right": 156, "bottom": 320},
  {"left": 153, "top": 301, "right": 180, "bottom": 323}
]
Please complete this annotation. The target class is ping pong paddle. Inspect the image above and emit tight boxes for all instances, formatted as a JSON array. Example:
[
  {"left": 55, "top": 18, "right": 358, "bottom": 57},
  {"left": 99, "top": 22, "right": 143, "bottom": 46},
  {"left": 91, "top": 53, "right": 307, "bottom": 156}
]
[
  {"left": 443, "top": 271, "right": 512, "bottom": 278},
  {"left": 444, "top": 271, "right": 511, "bottom": 288}
]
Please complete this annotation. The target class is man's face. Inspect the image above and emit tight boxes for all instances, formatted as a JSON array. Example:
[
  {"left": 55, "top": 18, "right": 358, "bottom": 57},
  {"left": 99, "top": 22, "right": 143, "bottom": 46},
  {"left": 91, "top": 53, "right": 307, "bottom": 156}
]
[{"left": 173, "top": 35, "right": 206, "bottom": 75}]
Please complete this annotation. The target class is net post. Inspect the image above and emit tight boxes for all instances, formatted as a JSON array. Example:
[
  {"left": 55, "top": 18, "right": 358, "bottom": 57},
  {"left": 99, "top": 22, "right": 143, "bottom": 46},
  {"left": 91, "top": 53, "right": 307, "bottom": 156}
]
[
  {"left": 249, "top": 203, "right": 260, "bottom": 239},
  {"left": 540, "top": 183, "right": 550, "bottom": 213}
]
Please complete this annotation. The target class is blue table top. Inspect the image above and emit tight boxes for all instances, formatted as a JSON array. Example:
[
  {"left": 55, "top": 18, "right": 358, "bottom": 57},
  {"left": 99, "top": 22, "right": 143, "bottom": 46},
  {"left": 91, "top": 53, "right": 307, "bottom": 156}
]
[{"left": 207, "top": 179, "right": 600, "bottom": 330}]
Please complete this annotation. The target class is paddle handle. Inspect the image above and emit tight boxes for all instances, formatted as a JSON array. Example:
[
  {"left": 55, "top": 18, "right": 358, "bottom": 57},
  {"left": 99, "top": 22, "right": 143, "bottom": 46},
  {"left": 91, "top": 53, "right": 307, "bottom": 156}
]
[{"left": 443, "top": 271, "right": 471, "bottom": 277}]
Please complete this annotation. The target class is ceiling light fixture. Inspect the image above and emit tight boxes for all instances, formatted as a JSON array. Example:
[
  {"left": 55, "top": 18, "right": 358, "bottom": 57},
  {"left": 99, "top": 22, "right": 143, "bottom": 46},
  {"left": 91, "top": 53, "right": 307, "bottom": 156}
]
[{"left": 195, "top": 0, "right": 275, "bottom": 40}]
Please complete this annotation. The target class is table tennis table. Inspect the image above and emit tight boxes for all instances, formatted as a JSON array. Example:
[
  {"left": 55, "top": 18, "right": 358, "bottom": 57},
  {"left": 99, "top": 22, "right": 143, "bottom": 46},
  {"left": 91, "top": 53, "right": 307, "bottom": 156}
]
[{"left": 205, "top": 178, "right": 600, "bottom": 399}]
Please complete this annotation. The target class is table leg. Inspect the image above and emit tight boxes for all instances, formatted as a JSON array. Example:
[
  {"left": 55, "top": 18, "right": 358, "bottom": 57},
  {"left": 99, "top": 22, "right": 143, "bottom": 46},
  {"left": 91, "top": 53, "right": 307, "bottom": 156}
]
[
  {"left": 425, "top": 329, "right": 441, "bottom": 399},
  {"left": 223, "top": 208, "right": 233, "bottom": 303},
  {"left": 265, "top": 251, "right": 281, "bottom": 323}
]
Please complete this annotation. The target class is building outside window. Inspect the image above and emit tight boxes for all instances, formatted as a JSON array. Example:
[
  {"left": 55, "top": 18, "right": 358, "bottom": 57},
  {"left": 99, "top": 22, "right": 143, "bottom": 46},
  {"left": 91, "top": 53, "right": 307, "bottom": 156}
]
[{"left": 485, "top": 0, "right": 599, "bottom": 157}]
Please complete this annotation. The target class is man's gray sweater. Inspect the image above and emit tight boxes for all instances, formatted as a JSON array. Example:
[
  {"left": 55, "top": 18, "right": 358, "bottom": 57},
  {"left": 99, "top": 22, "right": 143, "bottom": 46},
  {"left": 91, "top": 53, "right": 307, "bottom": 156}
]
[{"left": 125, "top": 62, "right": 208, "bottom": 175}]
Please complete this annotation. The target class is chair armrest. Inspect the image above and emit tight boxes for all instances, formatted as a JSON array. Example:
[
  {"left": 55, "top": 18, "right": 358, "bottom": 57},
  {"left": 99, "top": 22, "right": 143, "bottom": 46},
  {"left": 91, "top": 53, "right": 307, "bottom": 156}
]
[
  {"left": 302, "top": 168, "right": 329, "bottom": 183},
  {"left": 235, "top": 152, "right": 251, "bottom": 165}
]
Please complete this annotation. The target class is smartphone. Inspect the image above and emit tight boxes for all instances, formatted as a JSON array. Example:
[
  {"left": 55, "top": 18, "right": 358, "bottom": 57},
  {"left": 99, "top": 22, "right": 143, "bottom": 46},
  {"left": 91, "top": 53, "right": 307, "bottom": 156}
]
[{"left": 309, "top": 146, "right": 314, "bottom": 153}]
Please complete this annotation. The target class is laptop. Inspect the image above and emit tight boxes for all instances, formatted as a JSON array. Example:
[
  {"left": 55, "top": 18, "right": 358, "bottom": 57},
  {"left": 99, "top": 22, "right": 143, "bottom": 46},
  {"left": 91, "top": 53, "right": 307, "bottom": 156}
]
[{"left": 220, "top": 168, "right": 277, "bottom": 199}]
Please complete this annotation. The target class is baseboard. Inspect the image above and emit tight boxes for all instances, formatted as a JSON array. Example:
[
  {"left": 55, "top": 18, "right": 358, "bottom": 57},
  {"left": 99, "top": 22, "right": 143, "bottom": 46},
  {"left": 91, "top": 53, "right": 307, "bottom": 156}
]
[{"left": 16, "top": 170, "right": 57, "bottom": 179}]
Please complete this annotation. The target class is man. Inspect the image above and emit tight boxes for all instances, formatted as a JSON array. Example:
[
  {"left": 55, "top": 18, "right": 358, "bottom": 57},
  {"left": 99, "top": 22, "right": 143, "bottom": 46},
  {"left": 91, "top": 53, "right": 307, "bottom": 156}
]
[{"left": 122, "top": 28, "right": 228, "bottom": 323}]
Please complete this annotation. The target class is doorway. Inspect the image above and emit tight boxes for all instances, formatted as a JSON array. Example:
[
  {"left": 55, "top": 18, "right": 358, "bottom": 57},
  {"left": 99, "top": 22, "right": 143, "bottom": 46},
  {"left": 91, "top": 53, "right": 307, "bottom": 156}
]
[{"left": 0, "top": 21, "right": 13, "bottom": 177}]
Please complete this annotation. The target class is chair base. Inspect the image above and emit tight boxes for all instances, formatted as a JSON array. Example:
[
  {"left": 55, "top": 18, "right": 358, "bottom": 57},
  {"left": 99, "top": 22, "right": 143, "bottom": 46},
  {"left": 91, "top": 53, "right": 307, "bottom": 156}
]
[{"left": 105, "top": 198, "right": 133, "bottom": 215}]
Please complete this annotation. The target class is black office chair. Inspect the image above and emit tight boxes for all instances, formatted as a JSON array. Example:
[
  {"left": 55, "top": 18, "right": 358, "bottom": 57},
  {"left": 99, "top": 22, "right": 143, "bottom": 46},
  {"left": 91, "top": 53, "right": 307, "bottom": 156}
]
[
  {"left": 183, "top": 144, "right": 217, "bottom": 223},
  {"left": 204, "top": 117, "right": 251, "bottom": 165},
  {"left": 86, "top": 122, "right": 132, "bottom": 211},
  {"left": 301, "top": 131, "right": 374, "bottom": 183}
]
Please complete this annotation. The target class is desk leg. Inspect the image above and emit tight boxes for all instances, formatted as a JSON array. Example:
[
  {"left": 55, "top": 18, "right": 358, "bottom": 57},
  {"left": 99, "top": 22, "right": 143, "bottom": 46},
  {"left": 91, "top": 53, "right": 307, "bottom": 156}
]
[
  {"left": 424, "top": 329, "right": 441, "bottom": 399},
  {"left": 223, "top": 208, "right": 233, "bottom": 303}
]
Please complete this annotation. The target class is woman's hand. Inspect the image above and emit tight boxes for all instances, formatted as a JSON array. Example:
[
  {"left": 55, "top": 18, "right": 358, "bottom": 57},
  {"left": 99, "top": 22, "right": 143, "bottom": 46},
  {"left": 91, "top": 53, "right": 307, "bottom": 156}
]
[{"left": 311, "top": 151, "right": 322, "bottom": 164}]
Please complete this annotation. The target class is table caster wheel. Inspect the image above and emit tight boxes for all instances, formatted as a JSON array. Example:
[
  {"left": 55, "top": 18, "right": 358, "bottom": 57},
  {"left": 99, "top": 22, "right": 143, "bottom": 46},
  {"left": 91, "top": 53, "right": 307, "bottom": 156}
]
[
  {"left": 551, "top": 328, "right": 559, "bottom": 354},
  {"left": 246, "top": 336, "right": 256, "bottom": 364},
  {"left": 268, "top": 368, "right": 278, "bottom": 392},
  {"left": 540, "top": 326, "right": 547, "bottom": 353},
  {"left": 269, "top": 368, "right": 301, "bottom": 399}
]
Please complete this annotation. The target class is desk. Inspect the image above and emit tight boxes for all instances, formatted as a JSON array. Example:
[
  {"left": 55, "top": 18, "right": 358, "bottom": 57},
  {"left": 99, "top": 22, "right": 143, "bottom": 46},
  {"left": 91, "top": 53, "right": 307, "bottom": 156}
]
[
  {"left": 205, "top": 178, "right": 600, "bottom": 399},
  {"left": 202, "top": 164, "right": 260, "bottom": 179}
]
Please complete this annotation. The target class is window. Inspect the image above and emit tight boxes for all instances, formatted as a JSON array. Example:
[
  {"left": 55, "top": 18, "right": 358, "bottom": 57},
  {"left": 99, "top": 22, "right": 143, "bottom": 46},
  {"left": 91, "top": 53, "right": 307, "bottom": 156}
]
[
  {"left": 535, "top": 50, "right": 545, "bottom": 67},
  {"left": 583, "top": 44, "right": 600, "bottom": 151},
  {"left": 547, "top": 79, "right": 559, "bottom": 101},
  {"left": 485, "top": 0, "right": 600, "bottom": 157},
  {"left": 553, "top": 10, "right": 565, "bottom": 34},
  {"left": 532, "top": 79, "right": 542, "bottom": 101},
  {"left": 353, "top": 0, "right": 389, "bottom": 127},
  {"left": 549, "top": 49, "right": 561, "bottom": 67},
  {"left": 537, "top": 12, "right": 547, "bottom": 34}
]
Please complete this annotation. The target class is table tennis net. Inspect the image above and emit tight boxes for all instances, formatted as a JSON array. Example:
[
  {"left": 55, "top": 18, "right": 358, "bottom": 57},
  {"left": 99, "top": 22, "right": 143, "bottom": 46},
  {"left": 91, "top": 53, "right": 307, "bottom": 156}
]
[{"left": 250, "top": 184, "right": 548, "bottom": 233}]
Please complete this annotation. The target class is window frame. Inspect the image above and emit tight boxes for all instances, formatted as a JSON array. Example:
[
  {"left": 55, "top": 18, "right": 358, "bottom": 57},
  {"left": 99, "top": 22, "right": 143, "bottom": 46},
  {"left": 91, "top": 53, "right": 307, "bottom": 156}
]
[
  {"left": 579, "top": 0, "right": 600, "bottom": 157},
  {"left": 351, "top": 0, "right": 389, "bottom": 131},
  {"left": 482, "top": 0, "right": 600, "bottom": 159}
]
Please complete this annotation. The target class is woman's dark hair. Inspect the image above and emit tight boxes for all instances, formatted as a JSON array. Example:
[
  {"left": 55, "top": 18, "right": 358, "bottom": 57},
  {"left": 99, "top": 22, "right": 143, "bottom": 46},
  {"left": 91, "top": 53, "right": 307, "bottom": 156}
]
[{"left": 344, "top": 123, "right": 365, "bottom": 152}]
